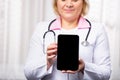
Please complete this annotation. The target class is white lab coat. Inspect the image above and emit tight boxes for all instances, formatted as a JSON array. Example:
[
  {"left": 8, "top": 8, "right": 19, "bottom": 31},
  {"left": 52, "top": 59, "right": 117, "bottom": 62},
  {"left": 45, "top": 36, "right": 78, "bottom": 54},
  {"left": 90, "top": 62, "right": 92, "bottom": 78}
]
[{"left": 24, "top": 18, "right": 111, "bottom": 80}]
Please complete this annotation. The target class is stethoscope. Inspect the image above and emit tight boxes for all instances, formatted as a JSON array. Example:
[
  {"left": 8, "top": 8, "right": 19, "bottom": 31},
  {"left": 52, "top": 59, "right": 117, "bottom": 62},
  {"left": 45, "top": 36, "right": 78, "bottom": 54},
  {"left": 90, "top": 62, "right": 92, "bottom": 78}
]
[
  {"left": 43, "top": 18, "right": 91, "bottom": 80},
  {"left": 43, "top": 18, "right": 91, "bottom": 53}
]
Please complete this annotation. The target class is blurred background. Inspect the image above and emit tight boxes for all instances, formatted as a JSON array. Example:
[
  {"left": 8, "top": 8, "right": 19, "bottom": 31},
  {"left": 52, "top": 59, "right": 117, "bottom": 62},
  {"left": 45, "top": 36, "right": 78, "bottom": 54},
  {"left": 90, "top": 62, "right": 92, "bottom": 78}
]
[{"left": 0, "top": 0, "right": 120, "bottom": 80}]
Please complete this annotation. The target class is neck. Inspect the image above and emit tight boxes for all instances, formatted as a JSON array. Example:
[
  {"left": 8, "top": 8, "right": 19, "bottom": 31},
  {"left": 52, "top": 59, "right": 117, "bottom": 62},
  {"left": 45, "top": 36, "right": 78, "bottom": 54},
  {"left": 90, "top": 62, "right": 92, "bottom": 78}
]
[{"left": 61, "top": 18, "right": 79, "bottom": 30}]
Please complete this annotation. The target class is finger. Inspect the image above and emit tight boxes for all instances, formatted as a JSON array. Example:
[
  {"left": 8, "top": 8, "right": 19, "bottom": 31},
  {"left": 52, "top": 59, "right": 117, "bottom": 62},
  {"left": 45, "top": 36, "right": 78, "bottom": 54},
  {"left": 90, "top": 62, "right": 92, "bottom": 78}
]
[
  {"left": 47, "top": 49, "right": 57, "bottom": 56},
  {"left": 78, "top": 59, "right": 85, "bottom": 73},
  {"left": 47, "top": 43, "right": 57, "bottom": 50},
  {"left": 66, "top": 70, "right": 77, "bottom": 74},
  {"left": 47, "top": 54, "right": 56, "bottom": 59},
  {"left": 61, "top": 70, "right": 77, "bottom": 74},
  {"left": 47, "top": 54, "right": 56, "bottom": 64},
  {"left": 79, "top": 59, "right": 85, "bottom": 67},
  {"left": 61, "top": 70, "right": 67, "bottom": 73}
]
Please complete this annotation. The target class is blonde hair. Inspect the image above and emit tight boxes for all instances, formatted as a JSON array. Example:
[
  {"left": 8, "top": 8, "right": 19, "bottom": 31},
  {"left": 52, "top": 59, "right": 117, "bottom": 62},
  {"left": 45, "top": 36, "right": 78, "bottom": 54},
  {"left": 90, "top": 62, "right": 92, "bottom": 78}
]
[{"left": 53, "top": 0, "right": 89, "bottom": 16}]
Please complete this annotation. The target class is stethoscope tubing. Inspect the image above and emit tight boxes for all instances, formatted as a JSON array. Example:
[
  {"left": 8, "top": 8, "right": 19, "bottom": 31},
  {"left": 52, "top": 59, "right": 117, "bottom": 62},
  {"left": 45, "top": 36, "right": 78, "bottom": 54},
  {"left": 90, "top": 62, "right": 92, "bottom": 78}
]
[
  {"left": 84, "top": 19, "right": 91, "bottom": 41},
  {"left": 43, "top": 18, "right": 92, "bottom": 53}
]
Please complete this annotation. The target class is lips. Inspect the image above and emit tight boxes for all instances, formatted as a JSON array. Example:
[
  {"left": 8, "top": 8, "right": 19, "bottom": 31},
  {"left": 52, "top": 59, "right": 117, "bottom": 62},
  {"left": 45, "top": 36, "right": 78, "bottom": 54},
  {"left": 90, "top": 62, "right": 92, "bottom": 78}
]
[{"left": 64, "top": 9, "right": 74, "bottom": 13}]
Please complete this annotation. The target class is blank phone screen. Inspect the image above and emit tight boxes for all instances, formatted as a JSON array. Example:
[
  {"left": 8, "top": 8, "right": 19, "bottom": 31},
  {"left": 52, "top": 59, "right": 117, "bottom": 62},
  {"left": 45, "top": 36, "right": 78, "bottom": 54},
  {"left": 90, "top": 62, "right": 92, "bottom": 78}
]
[{"left": 57, "top": 34, "right": 79, "bottom": 71}]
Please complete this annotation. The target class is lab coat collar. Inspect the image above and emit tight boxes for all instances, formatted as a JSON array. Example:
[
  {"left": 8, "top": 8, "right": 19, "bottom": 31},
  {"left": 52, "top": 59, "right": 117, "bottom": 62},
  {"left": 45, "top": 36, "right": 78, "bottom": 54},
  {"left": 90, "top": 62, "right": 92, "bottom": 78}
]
[{"left": 50, "top": 17, "right": 90, "bottom": 30}]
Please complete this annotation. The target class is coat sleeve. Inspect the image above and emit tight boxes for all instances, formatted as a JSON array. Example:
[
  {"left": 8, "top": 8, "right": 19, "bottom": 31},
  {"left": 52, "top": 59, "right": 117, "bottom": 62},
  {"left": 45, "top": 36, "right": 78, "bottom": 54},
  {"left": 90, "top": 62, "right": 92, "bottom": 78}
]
[
  {"left": 24, "top": 23, "right": 53, "bottom": 80},
  {"left": 83, "top": 24, "right": 111, "bottom": 80}
]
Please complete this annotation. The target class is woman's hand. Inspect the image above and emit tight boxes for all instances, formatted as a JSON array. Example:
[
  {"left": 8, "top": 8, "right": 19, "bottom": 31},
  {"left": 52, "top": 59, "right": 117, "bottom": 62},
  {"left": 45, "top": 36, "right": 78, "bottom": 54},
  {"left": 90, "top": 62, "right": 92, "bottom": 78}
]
[
  {"left": 47, "top": 43, "right": 57, "bottom": 70},
  {"left": 61, "top": 59, "right": 85, "bottom": 74}
]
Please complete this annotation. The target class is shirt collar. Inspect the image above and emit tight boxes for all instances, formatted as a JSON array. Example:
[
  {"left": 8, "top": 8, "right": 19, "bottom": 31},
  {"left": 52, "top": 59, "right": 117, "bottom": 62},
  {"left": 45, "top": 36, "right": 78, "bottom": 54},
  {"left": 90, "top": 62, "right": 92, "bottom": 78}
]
[{"left": 50, "top": 17, "right": 90, "bottom": 30}]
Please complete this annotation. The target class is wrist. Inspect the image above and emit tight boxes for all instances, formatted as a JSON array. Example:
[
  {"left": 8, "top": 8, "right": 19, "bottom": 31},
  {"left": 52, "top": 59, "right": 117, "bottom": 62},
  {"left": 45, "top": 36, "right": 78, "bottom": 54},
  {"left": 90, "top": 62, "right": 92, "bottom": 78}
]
[
  {"left": 80, "top": 67, "right": 84, "bottom": 74},
  {"left": 47, "top": 61, "right": 51, "bottom": 70},
  {"left": 78, "top": 59, "right": 85, "bottom": 74}
]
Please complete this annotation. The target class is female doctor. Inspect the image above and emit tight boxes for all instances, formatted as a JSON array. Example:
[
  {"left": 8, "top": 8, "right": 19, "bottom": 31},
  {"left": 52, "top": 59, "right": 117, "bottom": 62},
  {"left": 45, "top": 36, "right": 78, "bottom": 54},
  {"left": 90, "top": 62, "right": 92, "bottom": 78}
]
[{"left": 24, "top": 0, "right": 111, "bottom": 80}]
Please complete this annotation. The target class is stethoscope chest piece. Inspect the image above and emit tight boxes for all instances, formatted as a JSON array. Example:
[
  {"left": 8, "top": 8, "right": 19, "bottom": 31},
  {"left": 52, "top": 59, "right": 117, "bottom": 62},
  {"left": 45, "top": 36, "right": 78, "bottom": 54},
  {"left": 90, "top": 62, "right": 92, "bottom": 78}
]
[{"left": 81, "top": 41, "right": 89, "bottom": 47}]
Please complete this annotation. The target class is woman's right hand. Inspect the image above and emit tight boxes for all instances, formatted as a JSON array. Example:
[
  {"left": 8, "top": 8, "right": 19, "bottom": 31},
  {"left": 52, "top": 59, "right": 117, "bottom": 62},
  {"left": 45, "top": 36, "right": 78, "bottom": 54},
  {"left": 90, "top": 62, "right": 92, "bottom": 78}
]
[{"left": 46, "top": 43, "right": 57, "bottom": 70}]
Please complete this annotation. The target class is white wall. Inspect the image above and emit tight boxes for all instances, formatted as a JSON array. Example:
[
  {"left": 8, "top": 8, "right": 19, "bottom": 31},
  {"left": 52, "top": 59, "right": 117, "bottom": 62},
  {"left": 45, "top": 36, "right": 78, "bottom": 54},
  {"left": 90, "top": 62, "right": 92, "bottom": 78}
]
[{"left": 43, "top": 0, "right": 56, "bottom": 21}]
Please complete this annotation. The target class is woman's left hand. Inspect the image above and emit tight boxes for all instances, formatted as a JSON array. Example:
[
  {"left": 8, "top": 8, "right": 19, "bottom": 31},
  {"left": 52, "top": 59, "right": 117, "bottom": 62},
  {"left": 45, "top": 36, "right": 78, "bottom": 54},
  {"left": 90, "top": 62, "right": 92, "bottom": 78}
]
[{"left": 61, "top": 59, "right": 85, "bottom": 74}]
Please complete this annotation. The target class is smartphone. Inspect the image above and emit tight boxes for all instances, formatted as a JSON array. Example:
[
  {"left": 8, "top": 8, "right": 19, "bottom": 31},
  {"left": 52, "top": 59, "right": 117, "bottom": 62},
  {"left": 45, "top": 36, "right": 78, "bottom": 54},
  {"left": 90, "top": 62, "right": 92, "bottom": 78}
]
[{"left": 57, "top": 34, "right": 79, "bottom": 71}]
